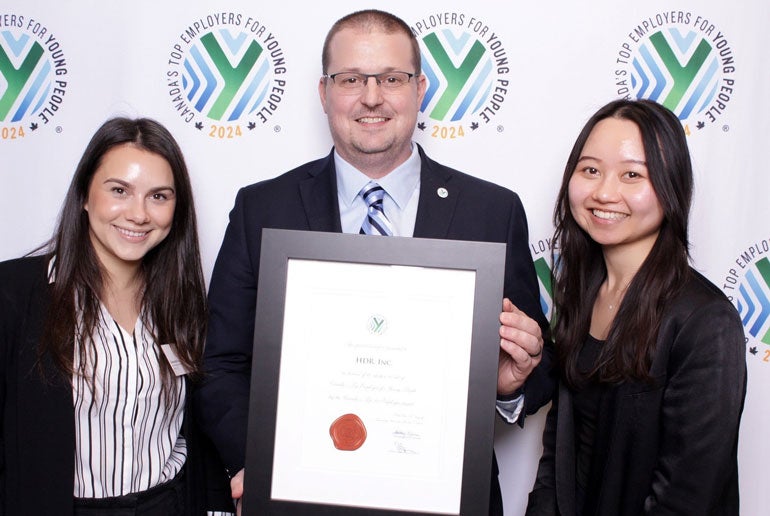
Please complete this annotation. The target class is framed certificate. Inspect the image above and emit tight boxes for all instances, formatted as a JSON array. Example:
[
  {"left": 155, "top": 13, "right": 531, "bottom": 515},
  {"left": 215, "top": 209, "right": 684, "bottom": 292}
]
[{"left": 243, "top": 229, "right": 505, "bottom": 515}]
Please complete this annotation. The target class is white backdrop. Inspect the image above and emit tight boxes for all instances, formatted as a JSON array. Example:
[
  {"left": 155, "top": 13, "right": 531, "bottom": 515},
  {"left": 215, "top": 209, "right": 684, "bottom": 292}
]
[{"left": 2, "top": 1, "right": 768, "bottom": 514}]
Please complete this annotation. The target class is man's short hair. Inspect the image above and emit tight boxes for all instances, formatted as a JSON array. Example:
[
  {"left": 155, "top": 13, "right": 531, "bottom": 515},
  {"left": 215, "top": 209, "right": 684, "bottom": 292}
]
[{"left": 321, "top": 9, "right": 421, "bottom": 75}]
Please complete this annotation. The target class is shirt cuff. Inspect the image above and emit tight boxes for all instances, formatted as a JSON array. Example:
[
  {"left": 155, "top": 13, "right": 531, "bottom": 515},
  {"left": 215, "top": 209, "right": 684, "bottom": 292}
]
[{"left": 495, "top": 393, "right": 524, "bottom": 424}]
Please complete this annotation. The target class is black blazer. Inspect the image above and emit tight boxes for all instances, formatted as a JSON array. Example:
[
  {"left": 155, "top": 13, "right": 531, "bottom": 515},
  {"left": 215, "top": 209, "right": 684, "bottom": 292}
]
[
  {"left": 0, "top": 255, "right": 232, "bottom": 515},
  {"left": 195, "top": 146, "right": 555, "bottom": 514},
  {"left": 526, "top": 269, "right": 746, "bottom": 516}
]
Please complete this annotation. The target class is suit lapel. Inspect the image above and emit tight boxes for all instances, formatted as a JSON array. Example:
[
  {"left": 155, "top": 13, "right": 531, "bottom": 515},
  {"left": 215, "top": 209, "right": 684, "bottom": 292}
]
[
  {"left": 299, "top": 151, "right": 343, "bottom": 233},
  {"left": 307, "top": 146, "right": 458, "bottom": 237},
  {"left": 413, "top": 146, "right": 459, "bottom": 239}
]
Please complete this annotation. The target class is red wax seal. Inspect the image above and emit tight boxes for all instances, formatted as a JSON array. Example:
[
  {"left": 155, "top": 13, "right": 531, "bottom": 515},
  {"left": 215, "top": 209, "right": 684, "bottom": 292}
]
[{"left": 329, "top": 413, "right": 367, "bottom": 451}]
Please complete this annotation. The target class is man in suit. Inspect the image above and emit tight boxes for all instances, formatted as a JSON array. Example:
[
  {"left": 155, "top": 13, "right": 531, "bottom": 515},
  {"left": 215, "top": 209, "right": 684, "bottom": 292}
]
[{"left": 195, "top": 9, "right": 554, "bottom": 515}]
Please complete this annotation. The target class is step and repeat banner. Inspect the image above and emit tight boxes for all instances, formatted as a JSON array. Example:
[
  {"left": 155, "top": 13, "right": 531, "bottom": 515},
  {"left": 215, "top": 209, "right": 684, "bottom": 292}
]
[{"left": 2, "top": 0, "right": 767, "bottom": 513}]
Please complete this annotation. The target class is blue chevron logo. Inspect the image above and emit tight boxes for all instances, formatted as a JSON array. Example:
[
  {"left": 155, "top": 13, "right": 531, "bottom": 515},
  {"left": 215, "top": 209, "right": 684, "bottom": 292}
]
[
  {"left": 167, "top": 14, "right": 288, "bottom": 132},
  {"left": 0, "top": 20, "right": 68, "bottom": 130},
  {"left": 614, "top": 15, "right": 735, "bottom": 129},
  {"left": 182, "top": 29, "right": 269, "bottom": 122},
  {"left": 631, "top": 28, "right": 719, "bottom": 120},
  {"left": 533, "top": 256, "right": 554, "bottom": 322},
  {"left": 1, "top": 31, "right": 48, "bottom": 122},
  {"left": 420, "top": 28, "right": 494, "bottom": 122},
  {"left": 367, "top": 314, "right": 388, "bottom": 336},
  {"left": 737, "top": 258, "right": 770, "bottom": 345}
]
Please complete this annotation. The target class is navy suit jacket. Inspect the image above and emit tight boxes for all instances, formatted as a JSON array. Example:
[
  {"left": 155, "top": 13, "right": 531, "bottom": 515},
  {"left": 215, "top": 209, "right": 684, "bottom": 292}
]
[{"left": 195, "top": 146, "right": 555, "bottom": 513}]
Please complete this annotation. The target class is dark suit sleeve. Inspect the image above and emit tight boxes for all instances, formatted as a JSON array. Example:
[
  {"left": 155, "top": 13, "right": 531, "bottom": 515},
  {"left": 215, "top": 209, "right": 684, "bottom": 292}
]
[
  {"left": 643, "top": 299, "right": 745, "bottom": 514},
  {"left": 183, "top": 402, "right": 237, "bottom": 514},
  {"left": 0, "top": 264, "right": 9, "bottom": 515},
  {"left": 0, "top": 256, "right": 52, "bottom": 514},
  {"left": 194, "top": 187, "right": 258, "bottom": 473},
  {"left": 502, "top": 194, "right": 556, "bottom": 421}
]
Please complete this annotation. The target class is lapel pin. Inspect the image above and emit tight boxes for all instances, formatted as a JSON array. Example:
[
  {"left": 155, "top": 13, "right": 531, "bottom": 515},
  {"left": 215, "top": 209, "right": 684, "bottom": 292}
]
[{"left": 437, "top": 187, "right": 448, "bottom": 199}]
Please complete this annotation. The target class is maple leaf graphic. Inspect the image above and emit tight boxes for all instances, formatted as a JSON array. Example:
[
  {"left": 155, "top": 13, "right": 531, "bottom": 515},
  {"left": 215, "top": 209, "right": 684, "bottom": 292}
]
[
  {"left": 195, "top": 121, "right": 204, "bottom": 130},
  {"left": 696, "top": 121, "right": 705, "bottom": 130},
  {"left": 470, "top": 122, "right": 479, "bottom": 131},
  {"left": 30, "top": 122, "right": 38, "bottom": 131},
  {"left": 417, "top": 122, "right": 426, "bottom": 131},
  {"left": 248, "top": 122, "right": 256, "bottom": 130},
  {"left": 749, "top": 347, "right": 758, "bottom": 355}
]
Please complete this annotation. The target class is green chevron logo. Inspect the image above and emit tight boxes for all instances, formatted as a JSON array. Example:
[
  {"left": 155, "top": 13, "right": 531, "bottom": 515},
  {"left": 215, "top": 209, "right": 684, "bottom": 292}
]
[
  {"left": 0, "top": 15, "right": 69, "bottom": 137},
  {"left": 166, "top": 13, "right": 287, "bottom": 137},
  {"left": 0, "top": 40, "right": 43, "bottom": 121},
  {"left": 411, "top": 12, "right": 511, "bottom": 138},
  {"left": 420, "top": 32, "right": 486, "bottom": 121},
  {"left": 648, "top": 31, "right": 712, "bottom": 113},
  {"left": 723, "top": 244, "right": 770, "bottom": 354},
  {"left": 198, "top": 32, "right": 263, "bottom": 121},
  {"left": 368, "top": 314, "right": 388, "bottom": 336},
  {"left": 532, "top": 253, "right": 555, "bottom": 322},
  {"left": 614, "top": 12, "right": 736, "bottom": 133}
]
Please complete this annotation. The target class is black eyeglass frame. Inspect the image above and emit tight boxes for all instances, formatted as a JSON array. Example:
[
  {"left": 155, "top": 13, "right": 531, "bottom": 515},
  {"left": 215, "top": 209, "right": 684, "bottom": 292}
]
[{"left": 323, "top": 71, "right": 416, "bottom": 88}]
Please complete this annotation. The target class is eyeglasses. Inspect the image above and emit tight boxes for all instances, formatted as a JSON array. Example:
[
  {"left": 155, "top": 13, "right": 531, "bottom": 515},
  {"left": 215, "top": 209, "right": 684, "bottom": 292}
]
[{"left": 324, "top": 71, "right": 416, "bottom": 92}]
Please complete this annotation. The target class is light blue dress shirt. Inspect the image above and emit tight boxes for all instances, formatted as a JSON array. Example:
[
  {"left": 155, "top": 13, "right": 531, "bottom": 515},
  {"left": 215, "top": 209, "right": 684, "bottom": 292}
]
[{"left": 334, "top": 144, "right": 421, "bottom": 236}]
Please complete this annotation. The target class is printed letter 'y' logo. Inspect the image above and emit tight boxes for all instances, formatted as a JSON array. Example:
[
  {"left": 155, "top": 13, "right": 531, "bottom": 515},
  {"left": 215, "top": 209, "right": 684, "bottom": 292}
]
[
  {"left": 649, "top": 31, "right": 711, "bottom": 112},
  {"left": 422, "top": 33, "right": 485, "bottom": 121},
  {"left": 0, "top": 40, "right": 44, "bottom": 121},
  {"left": 199, "top": 32, "right": 262, "bottom": 120}
]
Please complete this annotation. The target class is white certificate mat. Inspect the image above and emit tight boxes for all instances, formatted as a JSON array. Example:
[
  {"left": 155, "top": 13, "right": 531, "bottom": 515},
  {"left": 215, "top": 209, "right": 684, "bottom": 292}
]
[
  {"left": 272, "top": 259, "right": 475, "bottom": 513},
  {"left": 244, "top": 229, "right": 505, "bottom": 516}
]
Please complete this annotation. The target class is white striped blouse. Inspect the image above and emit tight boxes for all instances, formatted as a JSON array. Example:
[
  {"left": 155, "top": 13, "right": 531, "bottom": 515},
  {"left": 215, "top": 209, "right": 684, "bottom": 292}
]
[{"left": 72, "top": 303, "right": 186, "bottom": 498}]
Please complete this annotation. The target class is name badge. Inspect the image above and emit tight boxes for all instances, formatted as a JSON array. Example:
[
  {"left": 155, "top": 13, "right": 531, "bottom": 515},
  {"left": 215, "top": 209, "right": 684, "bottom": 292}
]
[{"left": 161, "top": 344, "right": 193, "bottom": 376}]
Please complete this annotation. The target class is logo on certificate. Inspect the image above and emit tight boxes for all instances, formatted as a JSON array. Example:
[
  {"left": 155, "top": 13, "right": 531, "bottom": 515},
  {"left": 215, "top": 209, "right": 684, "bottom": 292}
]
[{"left": 367, "top": 314, "right": 388, "bottom": 335}]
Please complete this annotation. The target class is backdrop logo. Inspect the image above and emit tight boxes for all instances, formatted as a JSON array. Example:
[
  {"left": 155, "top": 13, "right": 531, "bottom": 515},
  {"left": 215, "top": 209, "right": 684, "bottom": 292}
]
[
  {"left": 411, "top": 12, "right": 510, "bottom": 139},
  {"left": 166, "top": 12, "right": 287, "bottom": 139},
  {"left": 614, "top": 11, "right": 735, "bottom": 133},
  {"left": 722, "top": 239, "right": 769, "bottom": 360},
  {"left": 0, "top": 14, "right": 68, "bottom": 139},
  {"left": 530, "top": 236, "right": 556, "bottom": 322}
]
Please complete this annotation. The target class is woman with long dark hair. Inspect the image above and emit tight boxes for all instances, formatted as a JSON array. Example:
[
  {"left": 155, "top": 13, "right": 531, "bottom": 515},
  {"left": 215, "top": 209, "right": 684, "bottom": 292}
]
[
  {"left": 0, "top": 118, "right": 231, "bottom": 515},
  {"left": 526, "top": 99, "right": 746, "bottom": 515}
]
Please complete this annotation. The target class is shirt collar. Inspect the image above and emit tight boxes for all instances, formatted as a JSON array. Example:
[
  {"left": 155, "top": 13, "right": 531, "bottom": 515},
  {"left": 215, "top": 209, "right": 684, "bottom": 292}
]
[
  {"left": 335, "top": 143, "right": 421, "bottom": 209},
  {"left": 48, "top": 255, "right": 56, "bottom": 284}
]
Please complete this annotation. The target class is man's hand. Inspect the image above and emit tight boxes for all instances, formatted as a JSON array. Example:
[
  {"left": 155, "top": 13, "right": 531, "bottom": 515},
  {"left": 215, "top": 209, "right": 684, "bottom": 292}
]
[
  {"left": 231, "top": 469, "right": 244, "bottom": 516},
  {"left": 497, "top": 298, "right": 544, "bottom": 395}
]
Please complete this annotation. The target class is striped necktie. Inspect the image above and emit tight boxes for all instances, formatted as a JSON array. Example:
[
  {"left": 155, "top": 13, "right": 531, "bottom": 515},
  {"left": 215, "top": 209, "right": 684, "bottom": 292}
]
[{"left": 359, "top": 181, "right": 394, "bottom": 236}]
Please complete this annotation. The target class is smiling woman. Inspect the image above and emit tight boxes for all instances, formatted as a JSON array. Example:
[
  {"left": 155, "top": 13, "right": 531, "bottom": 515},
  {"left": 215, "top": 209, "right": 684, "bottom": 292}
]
[
  {"left": 84, "top": 144, "right": 176, "bottom": 293},
  {"left": 567, "top": 117, "right": 665, "bottom": 284},
  {"left": 0, "top": 118, "right": 233, "bottom": 515},
  {"left": 526, "top": 99, "right": 746, "bottom": 516}
]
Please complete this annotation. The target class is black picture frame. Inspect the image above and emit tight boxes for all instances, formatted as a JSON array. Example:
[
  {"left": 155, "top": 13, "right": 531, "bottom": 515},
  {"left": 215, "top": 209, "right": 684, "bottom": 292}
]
[{"left": 243, "top": 228, "right": 505, "bottom": 515}]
